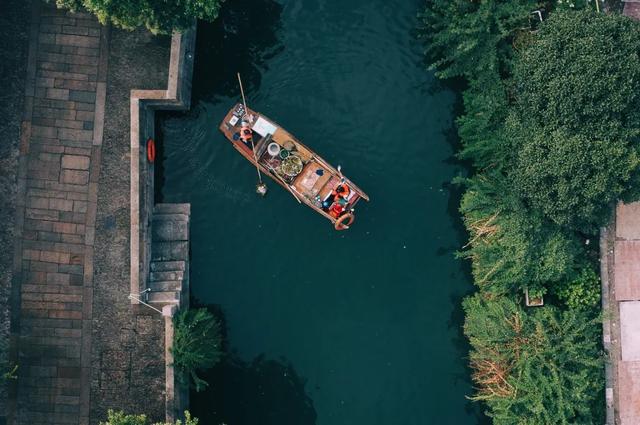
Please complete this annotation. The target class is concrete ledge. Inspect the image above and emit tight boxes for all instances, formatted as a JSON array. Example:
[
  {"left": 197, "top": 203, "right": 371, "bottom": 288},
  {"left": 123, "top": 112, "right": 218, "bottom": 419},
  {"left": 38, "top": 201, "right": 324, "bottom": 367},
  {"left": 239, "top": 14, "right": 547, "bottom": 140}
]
[
  {"left": 130, "top": 28, "right": 196, "bottom": 304},
  {"left": 129, "top": 24, "right": 196, "bottom": 423}
]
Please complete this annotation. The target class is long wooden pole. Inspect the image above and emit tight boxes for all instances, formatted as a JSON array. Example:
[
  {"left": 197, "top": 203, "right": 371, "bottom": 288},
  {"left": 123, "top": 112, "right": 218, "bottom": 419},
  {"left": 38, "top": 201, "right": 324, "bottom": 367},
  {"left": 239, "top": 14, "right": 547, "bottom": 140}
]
[{"left": 237, "top": 73, "right": 263, "bottom": 185}]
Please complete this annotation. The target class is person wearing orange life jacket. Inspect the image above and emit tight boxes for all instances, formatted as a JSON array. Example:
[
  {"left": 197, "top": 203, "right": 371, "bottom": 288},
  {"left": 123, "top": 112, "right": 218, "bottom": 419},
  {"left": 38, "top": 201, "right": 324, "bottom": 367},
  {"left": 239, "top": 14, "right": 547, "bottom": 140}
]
[
  {"left": 332, "top": 183, "right": 350, "bottom": 201},
  {"left": 239, "top": 120, "right": 253, "bottom": 145},
  {"left": 329, "top": 201, "right": 345, "bottom": 218}
]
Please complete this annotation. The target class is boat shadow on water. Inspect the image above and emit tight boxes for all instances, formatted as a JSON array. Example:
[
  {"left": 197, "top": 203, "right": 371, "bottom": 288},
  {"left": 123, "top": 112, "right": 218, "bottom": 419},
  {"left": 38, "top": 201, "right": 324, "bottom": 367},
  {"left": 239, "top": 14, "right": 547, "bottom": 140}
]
[{"left": 192, "top": 0, "right": 285, "bottom": 104}]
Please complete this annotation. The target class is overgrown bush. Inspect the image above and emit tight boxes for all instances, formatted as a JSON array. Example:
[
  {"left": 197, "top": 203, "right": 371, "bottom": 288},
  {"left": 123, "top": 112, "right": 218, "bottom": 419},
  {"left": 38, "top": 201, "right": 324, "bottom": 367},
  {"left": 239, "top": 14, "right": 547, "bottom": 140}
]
[
  {"left": 172, "top": 308, "right": 223, "bottom": 392},
  {"left": 459, "top": 174, "right": 584, "bottom": 294},
  {"left": 100, "top": 409, "right": 198, "bottom": 425},
  {"left": 464, "top": 294, "right": 604, "bottom": 424},
  {"left": 553, "top": 267, "right": 601, "bottom": 311},
  {"left": 509, "top": 127, "right": 638, "bottom": 231},
  {"left": 509, "top": 10, "right": 640, "bottom": 230},
  {"left": 419, "top": 0, "right": 537, "bottom": 79},
  {"left": 50, "top": 0, "right": 222, "bottom": 34}
]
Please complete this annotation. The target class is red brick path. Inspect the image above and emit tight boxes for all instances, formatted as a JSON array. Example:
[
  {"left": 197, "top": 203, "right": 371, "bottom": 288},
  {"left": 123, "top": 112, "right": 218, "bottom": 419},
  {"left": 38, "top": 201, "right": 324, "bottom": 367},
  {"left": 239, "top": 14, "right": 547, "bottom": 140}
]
[{"left": 8, "top": 3, "right": 108, "bottom": 424}]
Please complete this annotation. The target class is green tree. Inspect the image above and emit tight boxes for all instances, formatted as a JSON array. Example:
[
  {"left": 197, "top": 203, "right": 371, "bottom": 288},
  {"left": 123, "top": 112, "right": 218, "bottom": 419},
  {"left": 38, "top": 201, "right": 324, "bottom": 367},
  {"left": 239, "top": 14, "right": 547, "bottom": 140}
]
[
  {"left": 463, "top": 294, "right": 604, "bottom": 424},
  {"left": 419, "top": 0, "right": 537, "bottom": 79},
  {"left": 456, "top": 71, "right": 511, "bottom": 170},
  {"left": 100, "top": 410, "right": 198, "bottom": 425},
  {"left": 459, "top": 174, "right": 583, "bottom": 294},
  {"left": 514, "top": 10, "right": 640, "bottom": 141},
  {"left": 553, "top": 267, "right": 601, "bottom": 311},
  {"left": 508, "top": 127, "right": 638, "bottom": 231},
  {"left": 51, "top": 0, "right": 222, "bottom": 34},
  {"left": 172, "top": 308, "right": 223, "bottom": 392},
  {"left": 507, "top": 10, "right": 640, "bottom": 230}
]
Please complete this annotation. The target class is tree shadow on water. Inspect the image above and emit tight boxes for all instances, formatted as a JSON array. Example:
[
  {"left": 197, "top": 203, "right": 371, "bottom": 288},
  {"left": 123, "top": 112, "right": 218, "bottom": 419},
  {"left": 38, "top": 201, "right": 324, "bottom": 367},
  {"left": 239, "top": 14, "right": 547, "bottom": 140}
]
[
  {"left": 192, "top": 0, "right": 285, "bottom": 104},
  {"left": 191, "top": 354, "right": 317, "bottom": 425}
]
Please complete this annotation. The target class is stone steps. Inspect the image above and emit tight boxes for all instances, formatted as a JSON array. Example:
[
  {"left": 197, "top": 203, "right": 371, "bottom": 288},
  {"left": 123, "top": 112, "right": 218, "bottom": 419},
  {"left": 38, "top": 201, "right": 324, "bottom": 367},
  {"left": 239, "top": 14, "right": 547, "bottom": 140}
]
[
  {"left": 147, "top": 291, "right": 180, "bottom": 304},
  {"left": 149, "top": 280, "right": 182, "bottom": 292},
  {"left": 150, "top": 260, "right": 186, "bottom": 272},
  {"left": 150, "top": 270, "right": 184, "bottom": 282},
  {"left": 154, "top": 203, "right": 191, "bottom": 215},
  {"left": 147, "top": 203, "right": 190, "bottom": 307},
  {"left": 151, "top": 241, "right": 189, "bottom": 262}
]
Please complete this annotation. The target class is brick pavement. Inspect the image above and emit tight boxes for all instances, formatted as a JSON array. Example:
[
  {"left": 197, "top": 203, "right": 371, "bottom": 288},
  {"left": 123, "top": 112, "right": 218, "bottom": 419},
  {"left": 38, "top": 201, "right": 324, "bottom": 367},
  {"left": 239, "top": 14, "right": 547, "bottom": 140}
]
[
  {"left": 604, "top": 201, "right": 640, "bottom": 425},
  {"left": 8, "top": 3, "right": 108, "bottom": 424}
]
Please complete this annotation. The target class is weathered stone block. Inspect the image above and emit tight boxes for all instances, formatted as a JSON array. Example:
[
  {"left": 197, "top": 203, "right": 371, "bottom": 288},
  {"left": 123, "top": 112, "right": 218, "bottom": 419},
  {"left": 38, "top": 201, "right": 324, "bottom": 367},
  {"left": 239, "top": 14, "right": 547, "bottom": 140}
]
[
  {"left": 49, "top": 198, "right": 74, "bottom": 211},
  {"left": 69, "top": 90, "right": 95, "bottom": 103},
  {"left": 55, "top": 119, "right": 84, "bottom": 129},
  {"left": 62, "top": 155, "right": 90, "bottom": 170},
  {"left": 60, "top": 169, "right": 89, "bottom": 185},
  {"left": 58, "top": 128, "right": 93, "bottom": 142},
  {"left": 55, "top": 34, "right": 99, "bottom": 48},
  {"left": 73, "top": 200, "right": 88, "bottom": 213},
  {"left": 26, "top": 208, "right": 60, "bottom": 221},
  {"left": 32, "top": 125, "right": 58, "bottom": 138},
  {"left": 46, "top": 88, "right": 70, "bottom": 101},
  {"left": 28, "top": 196, "right": 50, "bottom": 209}
]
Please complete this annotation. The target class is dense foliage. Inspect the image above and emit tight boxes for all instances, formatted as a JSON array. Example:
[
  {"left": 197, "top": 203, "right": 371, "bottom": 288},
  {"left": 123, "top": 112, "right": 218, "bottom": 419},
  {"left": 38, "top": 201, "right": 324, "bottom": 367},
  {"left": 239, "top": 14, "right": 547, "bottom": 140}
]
[
  {"left": 464, "top": 295, "right": 603, "bottom": 424},
  {"left": 172, "top": 308, "right": 223, "bottom": 392},
  {"left": 420, "top": 2, "right": 637, "bottom": 423},
  {"left": 51, "top": 0, "right": 222, "bottom": 34},
  {"left": 100, "top": 410, "right": 198, "bottom": 425},
  {"left": 418, "top": 0, "right": 537, "bottom": 79},
  {"left": 553, "top": 267, "right": 601, "bottom": 311},
  {"left": 509, "top": 128, "right": 638, "bottom": 231},
  {"left": 510, "top": 11, "right": 640, "bottom": 230}
]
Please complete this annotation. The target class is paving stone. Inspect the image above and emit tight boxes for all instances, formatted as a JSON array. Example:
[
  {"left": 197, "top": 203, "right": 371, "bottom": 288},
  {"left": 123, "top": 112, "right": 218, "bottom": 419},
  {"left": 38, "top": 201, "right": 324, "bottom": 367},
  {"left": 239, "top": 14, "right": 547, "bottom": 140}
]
[
  {"left": 38, "top": 69, "right": 89, "bottom": 81},
  {"left": 58, "top": 128, "right": 93, "bottom": 142},
  {"left": 74, "top": 101, "right": 94, "bottom": 111},
  {"left": 73, "top": 201, "right": 88, "bottom": 213},
  {"left": 55, "top": 34, "right": 99, "bottom": 48},
  {"left": 55, "top": 119, "right": 84, "bottom": 129},
  {"left": 64, "top": 147, "right": 92, "bottom": 157},
  {"left": 69, "top": 90, "right": 96, "bottom": 103},
  {"left": 55, "top": 79, "right": 97, "bottom": 91},
  {"left": 61, "top": 155, "right": 90, "bottom": 170},
  {"left": 33, "top": 106, "right": 76, "bottom": 120},
  {"left": 45, "top": 88, "right": 70, "bottom": 101},
  {"left": 35, "top": 77, "right": 55, "bottom": 88},
  {"left": 62, "top": 26, "right": 89, "bottom": 36},
  {"left": 32, "top": 125, "right": 58, "bottom": 138},
  {"left": 60, "top": 169, "right": 89, "bottom": 185},
  {"left": 49, "top": 198, "right": 74, "bottom": 212},
  {"left": 26, "top": 208, "right": 60, "bottom": 221}
]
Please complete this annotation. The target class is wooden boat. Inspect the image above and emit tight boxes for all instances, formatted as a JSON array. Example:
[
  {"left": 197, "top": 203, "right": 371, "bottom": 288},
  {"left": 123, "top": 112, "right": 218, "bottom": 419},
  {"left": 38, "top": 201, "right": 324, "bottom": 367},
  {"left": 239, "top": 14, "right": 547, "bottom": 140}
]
[{"left": 219, "top": 103, "right": 369, "bottom": 230}]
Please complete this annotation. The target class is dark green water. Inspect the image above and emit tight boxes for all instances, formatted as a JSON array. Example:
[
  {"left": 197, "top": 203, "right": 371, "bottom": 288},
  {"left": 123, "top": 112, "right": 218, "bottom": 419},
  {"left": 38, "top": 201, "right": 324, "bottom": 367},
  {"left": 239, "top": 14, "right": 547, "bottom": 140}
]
[{"left": 159, "top": 0, "right": 485, "bottom": 423}]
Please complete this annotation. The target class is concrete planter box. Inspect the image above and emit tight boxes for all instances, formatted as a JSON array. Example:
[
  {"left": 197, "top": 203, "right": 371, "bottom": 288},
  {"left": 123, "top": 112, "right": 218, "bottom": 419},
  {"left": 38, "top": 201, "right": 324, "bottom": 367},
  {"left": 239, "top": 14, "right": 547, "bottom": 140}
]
[{"left": 525, "top": 288, "right": 544, "bottom": 307}]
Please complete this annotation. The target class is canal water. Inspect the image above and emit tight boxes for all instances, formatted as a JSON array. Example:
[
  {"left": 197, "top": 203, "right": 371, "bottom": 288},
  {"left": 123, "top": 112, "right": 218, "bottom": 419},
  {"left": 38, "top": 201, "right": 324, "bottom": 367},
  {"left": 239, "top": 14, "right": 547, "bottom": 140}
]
[{"left": 158, "top": 0, "right": 486, "bottom": 423}]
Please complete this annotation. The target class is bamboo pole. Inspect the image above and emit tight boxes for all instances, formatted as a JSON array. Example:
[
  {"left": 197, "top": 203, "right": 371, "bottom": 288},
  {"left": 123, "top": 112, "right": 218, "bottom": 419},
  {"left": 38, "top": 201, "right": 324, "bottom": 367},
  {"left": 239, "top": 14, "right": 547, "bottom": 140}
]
[{"left": 237, "top": 73, "right": 266, "bottom": 194}]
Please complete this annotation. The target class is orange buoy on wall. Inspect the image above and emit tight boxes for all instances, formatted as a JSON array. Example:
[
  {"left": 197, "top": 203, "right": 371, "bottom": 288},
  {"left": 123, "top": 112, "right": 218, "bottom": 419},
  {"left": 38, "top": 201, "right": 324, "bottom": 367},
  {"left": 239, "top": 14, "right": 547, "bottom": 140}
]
[{"left": 146, "top": 138, "right": 156, "bottom": 163}]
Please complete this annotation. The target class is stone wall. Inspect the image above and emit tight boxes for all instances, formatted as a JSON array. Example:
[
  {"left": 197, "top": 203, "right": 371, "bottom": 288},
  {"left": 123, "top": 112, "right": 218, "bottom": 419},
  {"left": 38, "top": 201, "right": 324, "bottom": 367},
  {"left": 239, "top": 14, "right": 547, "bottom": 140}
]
[{"left": 129, "top": 27, "right": 197, "bottom": 421}]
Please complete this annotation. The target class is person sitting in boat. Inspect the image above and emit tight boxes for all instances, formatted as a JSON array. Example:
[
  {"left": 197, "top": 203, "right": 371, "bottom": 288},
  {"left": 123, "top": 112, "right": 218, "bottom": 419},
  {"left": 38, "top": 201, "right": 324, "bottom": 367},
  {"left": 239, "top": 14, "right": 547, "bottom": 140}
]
[
  {"left": 239, "top": 121, "right": 253, "bottom": 146},
  {"left": 332, "top": 183, "right": 350, "bottom": 200},
  {"left": 329, "top": 202, "right": 345, "bottom": 218}
]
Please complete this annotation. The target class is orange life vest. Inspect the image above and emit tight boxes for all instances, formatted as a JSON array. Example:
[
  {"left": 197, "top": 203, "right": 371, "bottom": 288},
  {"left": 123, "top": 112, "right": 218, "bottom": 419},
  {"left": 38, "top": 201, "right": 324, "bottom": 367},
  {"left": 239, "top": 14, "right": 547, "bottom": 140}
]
[
  {"left": 332, "top": 183, "right": 350, "bottom": 199},
  {"left": 240, "top": 125, "right": 253, "bottom": 142},
  {"left": 329, "top": 202, "right": 345, "bottom": 218}
]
